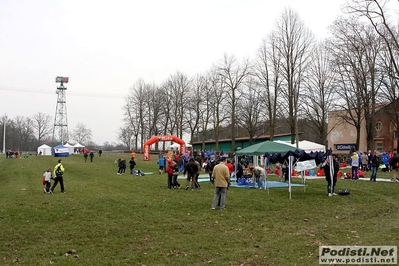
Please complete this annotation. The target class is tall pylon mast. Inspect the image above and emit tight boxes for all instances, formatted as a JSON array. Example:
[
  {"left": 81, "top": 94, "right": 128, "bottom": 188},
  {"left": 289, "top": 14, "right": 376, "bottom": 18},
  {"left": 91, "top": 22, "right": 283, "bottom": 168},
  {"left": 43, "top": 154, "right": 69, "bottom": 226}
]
[{"left": 52, "top": 76, "right": 69, "bottom": 145}]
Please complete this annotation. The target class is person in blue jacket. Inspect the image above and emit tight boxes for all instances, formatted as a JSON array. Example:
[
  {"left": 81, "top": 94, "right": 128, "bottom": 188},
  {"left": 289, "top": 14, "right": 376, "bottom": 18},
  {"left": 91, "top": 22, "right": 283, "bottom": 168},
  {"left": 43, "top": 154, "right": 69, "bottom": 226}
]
[
  {"left": 158, "top": 156, "right": 166, "bottom": 174},
  {"left": 381, "top": 152, "right": 390, "bottom": 172}
]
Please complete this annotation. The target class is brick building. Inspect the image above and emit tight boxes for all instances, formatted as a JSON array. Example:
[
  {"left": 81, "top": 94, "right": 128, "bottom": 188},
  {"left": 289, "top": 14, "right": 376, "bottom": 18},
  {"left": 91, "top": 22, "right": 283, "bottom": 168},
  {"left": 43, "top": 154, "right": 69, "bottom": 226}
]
[{"left": 327, "top": 101, "right": 398, "bottom": 154}]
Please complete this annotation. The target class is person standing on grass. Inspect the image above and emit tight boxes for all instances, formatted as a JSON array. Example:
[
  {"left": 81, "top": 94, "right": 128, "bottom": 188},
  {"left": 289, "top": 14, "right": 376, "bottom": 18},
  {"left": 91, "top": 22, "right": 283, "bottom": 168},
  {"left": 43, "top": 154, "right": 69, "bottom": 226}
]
[
  {"left": 205, "top": 156, "right": 216, "bottom": 185},
  {"left": 390, "top": 151, "right": 399, "bottom": 182},
  {"left": 50, "top": 159, "right": 65, "bottom": 194},
  {"left": 321, "top": 155, "right": 340, "bottom": 196},
  {"left": 166, "top": 161, "right": 174, "bottom": 189},
  {"left": 158, "top": 156, "right": 166, "bottom": 174},
  {"left": 211, "top": 157, "right": 230, "bottom": 210},
  {"left": 117, "top": 158, "right": 126, "bottom": 175},
  {"left": 129, "top": 157, "right": 136, "bottom": 174},
  {"left": 362, "top": 151, "right": 368, "bottom": 171},
  {"left": 120, "top": 159, "right": 127, "bottom": 175},
  {"left": 351, "top": 152, "right": 359, "bottom": 180},
  {"left": 43, "top": 168, "right": 52, "bottom": 193},
  {"left": 370, "top": 150, "right": 380, "bottom": 182},
  {"left": 172, "top": 160, "right": 181, "bottom": 188},
  {"left": 183, "top": 158, "right": 199, "bottom": 190}
]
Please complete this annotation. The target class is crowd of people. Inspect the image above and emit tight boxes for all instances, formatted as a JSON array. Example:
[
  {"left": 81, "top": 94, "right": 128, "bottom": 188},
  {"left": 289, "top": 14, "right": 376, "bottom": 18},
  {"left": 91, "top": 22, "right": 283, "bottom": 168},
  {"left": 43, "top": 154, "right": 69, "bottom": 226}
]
[
  {"left": 348, "top": 149, "right": 399, "bottom": 182},
  {"left": 5, "top": 150, "right": 22, "bottom": 158},
  {"left": 34, "top": 145, "right": 399, "bottom": 211}
]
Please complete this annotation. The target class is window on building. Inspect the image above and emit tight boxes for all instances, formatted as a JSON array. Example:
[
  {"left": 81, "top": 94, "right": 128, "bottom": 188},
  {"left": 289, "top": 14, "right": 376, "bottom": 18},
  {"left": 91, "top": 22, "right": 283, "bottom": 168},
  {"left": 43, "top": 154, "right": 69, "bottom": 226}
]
[
  {"left": 375, "top": 142, "right": 383, "bottom": 151},
  {"left": 395, "top": 131, "right": 398, "bottom": 140},
  {"left": 375, "top": 122, "right": 382, "bottom": 131}
]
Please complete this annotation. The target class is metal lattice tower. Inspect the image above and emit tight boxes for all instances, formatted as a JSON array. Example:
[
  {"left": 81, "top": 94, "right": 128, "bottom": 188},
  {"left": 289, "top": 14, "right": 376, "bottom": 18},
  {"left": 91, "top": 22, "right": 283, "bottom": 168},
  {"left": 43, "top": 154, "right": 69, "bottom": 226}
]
[{"left": 52, "top": 76, "right": 69, "bottom": 145}]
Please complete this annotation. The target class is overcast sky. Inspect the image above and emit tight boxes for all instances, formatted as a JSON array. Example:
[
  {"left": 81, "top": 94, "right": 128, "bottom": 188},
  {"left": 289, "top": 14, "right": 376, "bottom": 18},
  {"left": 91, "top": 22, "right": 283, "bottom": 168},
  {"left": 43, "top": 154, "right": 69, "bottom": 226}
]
[{"left": 0, "top": 0, "right": 347, "bottom": 145}]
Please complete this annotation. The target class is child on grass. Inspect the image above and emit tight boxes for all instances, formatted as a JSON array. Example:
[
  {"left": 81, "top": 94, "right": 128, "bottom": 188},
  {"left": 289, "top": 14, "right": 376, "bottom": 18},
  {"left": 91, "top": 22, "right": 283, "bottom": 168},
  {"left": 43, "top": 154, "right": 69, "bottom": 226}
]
[{"left": 43, "top": 168, "right": 52, "bottom": 193}]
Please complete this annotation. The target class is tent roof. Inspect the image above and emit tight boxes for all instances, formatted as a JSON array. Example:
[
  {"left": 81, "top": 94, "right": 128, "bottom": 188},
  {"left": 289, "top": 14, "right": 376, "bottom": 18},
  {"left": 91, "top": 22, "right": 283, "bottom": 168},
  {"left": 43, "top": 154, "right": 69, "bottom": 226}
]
[
  {"left": 274, "top": 140, "right": 325, "bottom": 153},
  {"left": 38, "top": 144, "right": 51, "bottom": 148},
  {"left": 54, "top": 144, "right": 66, "bottom": 148},
  {"left": 74, "top": 143, "right": 84, "bottom": 148},
  {"left": 298, "top": 140, "right": 325, "bottom": 153},
  {"left": 170, "top": 142, "right": 192, "bottom": 148},
  {"left": 63, "top": 143, "right": 73, "bottom": 147},
  {"left": 236, "top": 141, "right": 301, "bottom": 156}
]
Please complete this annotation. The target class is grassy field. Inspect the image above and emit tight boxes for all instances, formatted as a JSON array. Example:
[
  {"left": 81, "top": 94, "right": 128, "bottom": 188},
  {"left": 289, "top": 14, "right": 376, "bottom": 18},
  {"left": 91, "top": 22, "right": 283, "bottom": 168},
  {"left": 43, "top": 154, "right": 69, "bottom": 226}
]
[{"left": 0, "top": 153, "right": 398, "bottom": 266}]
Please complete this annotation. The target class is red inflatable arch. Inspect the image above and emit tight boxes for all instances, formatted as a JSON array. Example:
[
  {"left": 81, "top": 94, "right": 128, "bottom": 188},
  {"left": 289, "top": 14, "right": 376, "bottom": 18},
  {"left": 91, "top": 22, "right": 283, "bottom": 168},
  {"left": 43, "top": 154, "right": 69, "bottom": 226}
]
[{"left": 143, "top": 135, "right": 186, "bottom": 161}]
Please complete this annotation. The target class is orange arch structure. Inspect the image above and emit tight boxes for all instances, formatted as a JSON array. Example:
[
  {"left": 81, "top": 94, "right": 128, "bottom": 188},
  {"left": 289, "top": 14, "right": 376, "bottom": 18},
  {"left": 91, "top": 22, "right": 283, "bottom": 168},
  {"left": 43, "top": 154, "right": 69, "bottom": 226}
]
[{"left": 143, "top": 135, "right": 186, "bottom": 161}]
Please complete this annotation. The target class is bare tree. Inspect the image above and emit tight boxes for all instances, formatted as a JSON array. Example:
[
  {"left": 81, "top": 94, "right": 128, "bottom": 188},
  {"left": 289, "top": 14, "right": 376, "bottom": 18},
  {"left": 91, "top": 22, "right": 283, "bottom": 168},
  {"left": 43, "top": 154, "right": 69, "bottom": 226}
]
[
  {"left": 346, "top": 0, "right": 399, "bottom": 79},
  {"left": 217, "top": 53, "right": 250, "bottom": 152},
  {"left": 184, "top": 74, "right": 205, "bottom": 143},
  {"left": 346, "top": 0, "right": 399, "bottom": 149},
  {"left": 70, "top": 123, "right": 92, "bottom": 144},
  {"left": 237, "top": 77, "right": 266, "bottom": 144},
  {"left": 117, "top": 125, "right": 133, "bottom": 149},
  {"left": 32, "top": 112, "right": 52, "bottom": 143},
  {"left": 14, "top": 116, "right": 35, "bottom": 150},
  {"left": 125, "top": 79, "right": 152, "bottom": 151},
  {"left": 208, "top": 67, "right": 230, "bottom": 151},
  {"left": 167, "top": 71, "right": 192, "bottom": 139},
  {"left": 0, "top": 115, "right": 19, "bottom": 150},
  {"left": 145, "top": 84, "right": 165, "bottom": 149},
  {"left": 328, "top": 17, "right": 383, "bottom": 150},
  {"left": 273, "top": 8, "right": 314, "bottom": 144},
  {"left": 196, "top": 71, "right": 218, "bottom": 149},
  {"left": 253, "top": 37, "right": 283, "bottom": 140},
  {"left": 302, "top": 42, "right": 337, "bottom": 145}
]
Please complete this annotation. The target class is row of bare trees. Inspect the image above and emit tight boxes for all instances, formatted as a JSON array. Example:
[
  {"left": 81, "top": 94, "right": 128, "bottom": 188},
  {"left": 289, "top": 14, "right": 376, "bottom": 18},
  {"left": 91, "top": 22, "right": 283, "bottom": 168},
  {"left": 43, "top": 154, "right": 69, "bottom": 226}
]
[
  {"left": 0, "top": 113, "right": 94, "bottom": 151},
  {"left": 121, "top": 0, "right": 399, "bottom": 152}
]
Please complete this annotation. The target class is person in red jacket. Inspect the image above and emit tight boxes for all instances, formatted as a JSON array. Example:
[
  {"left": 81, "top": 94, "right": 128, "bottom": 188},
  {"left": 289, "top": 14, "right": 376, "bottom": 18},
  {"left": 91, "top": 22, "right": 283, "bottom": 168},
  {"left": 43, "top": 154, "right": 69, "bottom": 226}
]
[
  {"left": 166, "top": 161, "right": 175, "bottom": 189},
  {"left": 226, "top": 159, "right": 234, "bottom": 177}
]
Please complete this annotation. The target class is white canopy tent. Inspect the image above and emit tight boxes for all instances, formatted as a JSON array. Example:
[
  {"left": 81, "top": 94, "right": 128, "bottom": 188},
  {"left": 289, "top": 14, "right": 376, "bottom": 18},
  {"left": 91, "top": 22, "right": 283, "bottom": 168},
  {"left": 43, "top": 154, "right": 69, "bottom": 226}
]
[
  {"left": 37, "top": 144, "right": 52, "bottom": 156},
  {"left": 169, "top": 142, "right": 192, "bottom": 150},
  {"left": 63, "top": 143, "right": 75, "bottom": 155},
  {"left": 274, "top": 140, "right": 325, "bottom": 153}
]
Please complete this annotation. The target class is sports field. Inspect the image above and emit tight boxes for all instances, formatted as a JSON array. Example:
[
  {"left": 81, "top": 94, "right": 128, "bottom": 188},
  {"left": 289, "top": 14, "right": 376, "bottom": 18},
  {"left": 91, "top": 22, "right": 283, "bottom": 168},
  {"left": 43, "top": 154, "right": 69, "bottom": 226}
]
[{"left": 1, "top": 153, "right": 398, "bottom": 265}]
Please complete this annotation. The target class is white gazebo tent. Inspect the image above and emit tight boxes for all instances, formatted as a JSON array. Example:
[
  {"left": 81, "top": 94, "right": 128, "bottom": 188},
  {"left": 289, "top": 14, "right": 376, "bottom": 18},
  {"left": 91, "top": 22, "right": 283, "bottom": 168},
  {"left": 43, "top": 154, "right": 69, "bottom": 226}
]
[
  {"left": 37, "top": 144, "right": 52, "bottom": 156},
  {"left": 63, "top": 143, "right": 75, "bottom": 155},
  {"left": 73, "top": 143, "right": 84, "bottom": 152},
  {"left": 169, "top": 142, "right": 192, "bottom": 150},
  {"left": 274, "top": 140, "right": 325, "bottom": 153}
]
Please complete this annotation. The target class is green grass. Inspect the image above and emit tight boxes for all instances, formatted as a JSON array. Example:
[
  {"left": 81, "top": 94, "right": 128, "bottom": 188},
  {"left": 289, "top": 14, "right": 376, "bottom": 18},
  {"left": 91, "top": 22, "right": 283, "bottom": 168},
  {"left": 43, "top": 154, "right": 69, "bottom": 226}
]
[{"left": 1, "top": 154, "right": 398, "bottom": 265}]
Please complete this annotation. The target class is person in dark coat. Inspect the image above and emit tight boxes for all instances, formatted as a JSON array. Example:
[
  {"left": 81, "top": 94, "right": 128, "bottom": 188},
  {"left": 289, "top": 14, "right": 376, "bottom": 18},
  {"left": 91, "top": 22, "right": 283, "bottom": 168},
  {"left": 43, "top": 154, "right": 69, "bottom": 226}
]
[
  {"left": 129, "top": 157, "right": 136, "bottom": 174},
  {"left": 321, "top": 155, "right": 340, "bottom": 196},
  {"left": 390, "top": 151, "right": 399, "bottom": 182},
  {"left": 89, "top": 152, "right": 94, "bottom": 162},
  {"left": 183, "top": 158, "right": 199, "bottom": 190}
]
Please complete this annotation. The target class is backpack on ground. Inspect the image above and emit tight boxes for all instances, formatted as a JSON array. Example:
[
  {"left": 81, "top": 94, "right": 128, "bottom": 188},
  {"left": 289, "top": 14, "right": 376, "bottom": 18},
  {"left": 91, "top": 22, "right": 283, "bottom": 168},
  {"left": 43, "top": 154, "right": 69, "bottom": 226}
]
[{"left": 338, "top": 189, "right": 350, "bottom": 195}]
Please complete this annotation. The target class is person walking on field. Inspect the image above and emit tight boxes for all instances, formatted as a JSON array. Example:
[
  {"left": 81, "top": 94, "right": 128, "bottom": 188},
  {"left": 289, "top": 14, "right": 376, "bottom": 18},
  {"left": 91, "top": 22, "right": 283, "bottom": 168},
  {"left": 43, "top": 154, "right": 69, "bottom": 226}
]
[
  {"left": 89, "top": 152, "right": 94, "bottom": 162},
  {"left": 390, "top": 151, "right": 399, "bottom": 183},
  {"left": 43, "top": 168, "right": 52, "bottom": 193},
  {"left": 158, "top": 156, "right": 166, "bottom": 175},
  {"left": 50, "top": 159, "right": 65, "bottom": 194},
  {"left": 211, "top": 157, "right": 230, "bottom": 210}
]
